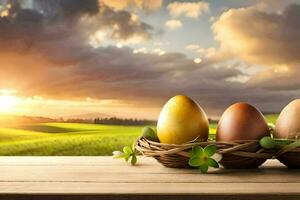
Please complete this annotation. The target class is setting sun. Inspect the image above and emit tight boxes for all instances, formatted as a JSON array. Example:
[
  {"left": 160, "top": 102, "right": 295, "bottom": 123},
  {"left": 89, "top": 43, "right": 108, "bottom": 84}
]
[{"left": 0, "top": 94, "right": 18, "bottom": 113}]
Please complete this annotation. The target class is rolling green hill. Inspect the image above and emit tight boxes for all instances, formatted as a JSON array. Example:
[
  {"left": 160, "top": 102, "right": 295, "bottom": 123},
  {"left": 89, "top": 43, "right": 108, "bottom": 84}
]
[
  {"left": 0, "top": 114, "right": 278, "bottom": 156},
  {"left": 0, "top": 123, "right": 143, "bottom": 156}
]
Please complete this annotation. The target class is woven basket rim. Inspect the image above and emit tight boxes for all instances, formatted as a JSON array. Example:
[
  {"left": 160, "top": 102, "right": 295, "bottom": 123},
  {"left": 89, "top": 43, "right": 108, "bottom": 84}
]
[
  {"left": 143, "top": 137, "right": 259, "bottom": 147},
  {"left": 135, "top": 137, "right": 300, "bottom": 160}
]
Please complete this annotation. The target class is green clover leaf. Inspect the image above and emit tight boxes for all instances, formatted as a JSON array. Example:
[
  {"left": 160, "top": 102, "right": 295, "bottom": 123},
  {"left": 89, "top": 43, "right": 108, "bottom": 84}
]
[
  {"left": 204, "top": 144, "right": 217, "bottom": 156},
  {"left": 131, "top": 155, "right": 137, "bottom": 165},
  {"left": 123, "top": 146, "right": 133, "bottom": 154},
  {"left": 207, "top": 158, "right": 219, "bottom": 168},
  {"left": 113, "top": 145, "right": 138, "bottom": 165},
  {"left": 189, "top": 144, "right": 219, "bottom": 173},
  {"left": 199, "top": 164, "right": 208, "bottom": 173},
  {"left": 189, "top": 155, "right": 203, "bottom": 166},
  {"left": 191, "top": 146, "right": 203, "bottom": 156}
]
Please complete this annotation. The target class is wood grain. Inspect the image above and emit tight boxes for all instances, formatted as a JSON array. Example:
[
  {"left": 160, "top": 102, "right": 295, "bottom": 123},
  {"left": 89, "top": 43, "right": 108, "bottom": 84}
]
[
  {"left": 1, "top": 182, "right": 300, "bottom": 194},
  {"left": 0, "top": 156, "right": 298, "bottom": 200}
]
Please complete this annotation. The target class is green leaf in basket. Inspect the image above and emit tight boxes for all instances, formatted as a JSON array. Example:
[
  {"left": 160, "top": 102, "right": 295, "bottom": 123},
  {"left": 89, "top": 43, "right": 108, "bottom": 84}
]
[
  {"left": 191, "top": 146, "right": 203, "bottom": 156},
  {"left": 259, "top": 136, "right": 276, "bottom": 149},
  {"left": 189, "top": 144, "right": 219, "bottom": 173},
  {"left": 199, "top": 164, "right": 209, "bottom": 173},
  {"left": 204, "top": 144, "right": 217, "bottom": 156},
  {"left": 189, "top": 155, "right": 203, "bottom": 167},
  {"left": 113, "top": 145, "right": 138, "bottom": 166},
  {"left": 259, "top": 136, "right": 296, "bottom": 149},
  {"left": 142, "top": 126, "right": 159, "bottom": 142},
  {"left": 207, "top": 158, "right": 219, "bottom": 168}
]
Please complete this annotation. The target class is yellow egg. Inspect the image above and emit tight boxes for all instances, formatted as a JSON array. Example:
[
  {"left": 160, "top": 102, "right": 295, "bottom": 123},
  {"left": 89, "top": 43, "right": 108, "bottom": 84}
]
[{"left": 157, "top": 95, "right": 209, "bottom": 144}]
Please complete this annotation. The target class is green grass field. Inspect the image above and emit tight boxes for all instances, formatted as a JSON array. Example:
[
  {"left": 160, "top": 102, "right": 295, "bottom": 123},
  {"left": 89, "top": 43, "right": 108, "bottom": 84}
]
[{"left": 0, "top": 114, "right": 278, "bottom": 156}]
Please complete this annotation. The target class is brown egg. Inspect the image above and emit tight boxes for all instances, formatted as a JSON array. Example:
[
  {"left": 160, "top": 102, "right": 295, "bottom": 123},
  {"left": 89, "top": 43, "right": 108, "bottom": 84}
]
[
  {"left": 274, "top": 99, "right": 300, "bottom": 168},
  {"left": 275, "top": 99, "right": 300, "bottom": 139},
  {"left": 217, "top": 103, "right": 269, "bottom": 141}
]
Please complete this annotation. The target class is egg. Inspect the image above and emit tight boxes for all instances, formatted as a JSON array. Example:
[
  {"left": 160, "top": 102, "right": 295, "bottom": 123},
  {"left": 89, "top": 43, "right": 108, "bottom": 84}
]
[
  {"left": 275, "top": 99, "right": 300, "bottom": 139},
  {"left": 217, "top": 103, "right": 269, "bottom": 141},
  {"left": 157, "top": 95, "right": 209, "bottom": 144}
]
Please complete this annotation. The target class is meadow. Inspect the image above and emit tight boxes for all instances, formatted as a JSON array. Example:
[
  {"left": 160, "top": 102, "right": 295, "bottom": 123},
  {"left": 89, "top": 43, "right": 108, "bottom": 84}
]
[{"left": 0, "top": 115, "right": 278, "bottom": 156}]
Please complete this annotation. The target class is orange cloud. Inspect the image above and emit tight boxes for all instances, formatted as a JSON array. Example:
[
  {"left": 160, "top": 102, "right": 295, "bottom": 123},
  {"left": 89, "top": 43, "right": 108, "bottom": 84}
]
[
  {"left": 212, "top": 3, "right": 300, "bottom": 91},
  {"left": 212, "top": 4, "right": 300, "bottom": 67},
  {"left": 101, "top": 0, "right": 162, "bottom": 11},
  {"left": 165, "top": 19, "right": 182, "bottom": 30},
  {"left": 167, "top": 1, "right": 209, "bottom": 19}
]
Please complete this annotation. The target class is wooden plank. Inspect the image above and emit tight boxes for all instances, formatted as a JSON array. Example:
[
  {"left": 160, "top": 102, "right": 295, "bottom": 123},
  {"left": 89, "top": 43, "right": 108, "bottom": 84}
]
[
  {"left": 0, "top": 194, "right": 299, "bottom": 200},
  {"left": 0, "top": 156, "right": 138, "bottom": 166},
  {"left": 0, "top": 166, "right": 298, "bottom": 183},
  {"left": 0, "top": 182, "right": 299, "bottom": 195},
  {"left": 0, "top": 157, "right": 297, "bottom": 184},
  {"left": 0, "top": 163, "right": 292, "bottom": 175},
  {"left": 0, "top": 156, "right": 285, "bottom": 167},
  {"left": 0, "top": 156, "right": 298, "bottom": 200}
]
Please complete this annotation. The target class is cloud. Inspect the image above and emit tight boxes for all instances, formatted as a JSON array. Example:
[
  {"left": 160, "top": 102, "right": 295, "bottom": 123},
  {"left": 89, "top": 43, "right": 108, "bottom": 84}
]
[
  {"left": 0, "top": 0, "right": 300, "bottom": 117},
  {"left": 101, "top": 0, "right": 163, "bottom": 12},
  {"left": 205, "top": 48, "right": 216, "bottom": 58},
  {"left": 133, "top": 47, "right": 147, "bottom": 54},
  {"left": 185, "top": 44, "right": 201, "bottom": 50},
  {"left": 212, "top": 3, "right": 300, "bottom": 91},
  {"left": 167, "top": 1, "right": 209, "bottom": 19},
  {"left": 86, "top": 5, "right": 153, "bottom": 44},
  {"left": 165, "top": 19, "right": 182, "bottom": 30},
  {"left": 34, "top": 0, "right": 99, "bottom": 20},
  {"left": 184, "top": 44, "right": 216, "bottom": 58},
  {"left": 0, "top": 0, "right": 154, "bottom": 56},
  {"left": 152, "top": 48, "right": 165, "bottom": 55},
  {"left": 212, "top": 3, "right": 300, "bottom": 67},
  {"left": 3, "top": 40, "right": 294, "bottom": 116},
  {"left": 0, "top": 39, "right": 247, "bottom": 116}
]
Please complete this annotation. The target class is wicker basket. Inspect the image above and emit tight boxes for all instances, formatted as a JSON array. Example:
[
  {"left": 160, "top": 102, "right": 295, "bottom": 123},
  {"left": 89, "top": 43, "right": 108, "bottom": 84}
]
[
  {"left": 275, "top": 141, "right": 300, "bottom": 168},
  {"left": 278, "top": 152, "right": 300, "bottom": 168},
  {"left": 135, "top": 137, "right": 274, "bottom": 169}
]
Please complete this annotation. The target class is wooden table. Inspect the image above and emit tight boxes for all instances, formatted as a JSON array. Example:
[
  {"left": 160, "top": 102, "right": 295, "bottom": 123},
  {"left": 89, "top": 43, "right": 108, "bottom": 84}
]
[{"left": 0, "top": 157, "right": 299, "bottom": 200}]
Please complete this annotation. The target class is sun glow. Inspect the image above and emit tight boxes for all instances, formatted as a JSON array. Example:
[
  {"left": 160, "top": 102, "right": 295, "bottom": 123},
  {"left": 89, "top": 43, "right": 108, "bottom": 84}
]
[
  {"left": 0, "top": 88, "right": 155, "bottom": 119},
  {"left": 0, "top": 89, "right": 20, "bottom": 113},
  {"left": 0, "top": 94, "right": 19, "bottom": 113}
]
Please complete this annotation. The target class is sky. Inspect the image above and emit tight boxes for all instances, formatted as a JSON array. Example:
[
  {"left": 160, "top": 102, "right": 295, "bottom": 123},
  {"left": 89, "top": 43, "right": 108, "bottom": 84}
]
[{"left": 0, "top": 0, "right": 300, "bottom": 119}]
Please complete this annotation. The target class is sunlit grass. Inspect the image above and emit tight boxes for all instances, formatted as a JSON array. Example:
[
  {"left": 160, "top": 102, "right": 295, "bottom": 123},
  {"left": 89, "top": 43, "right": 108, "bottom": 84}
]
[
  {"left": 0, "top": 123, "right": 143, "bottom": 156},
  {"left": 0, "top": 114, "right": 278, "bottom": 156}
]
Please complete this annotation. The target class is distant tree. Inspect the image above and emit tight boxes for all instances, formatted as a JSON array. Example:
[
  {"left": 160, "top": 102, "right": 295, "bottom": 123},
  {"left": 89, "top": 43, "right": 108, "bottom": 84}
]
[
  {"left": 66, "top": 118, "right": 93, "bottom": 123},
  {"left": 94, "top": 117, "right": 156, "bottom": 126}
]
